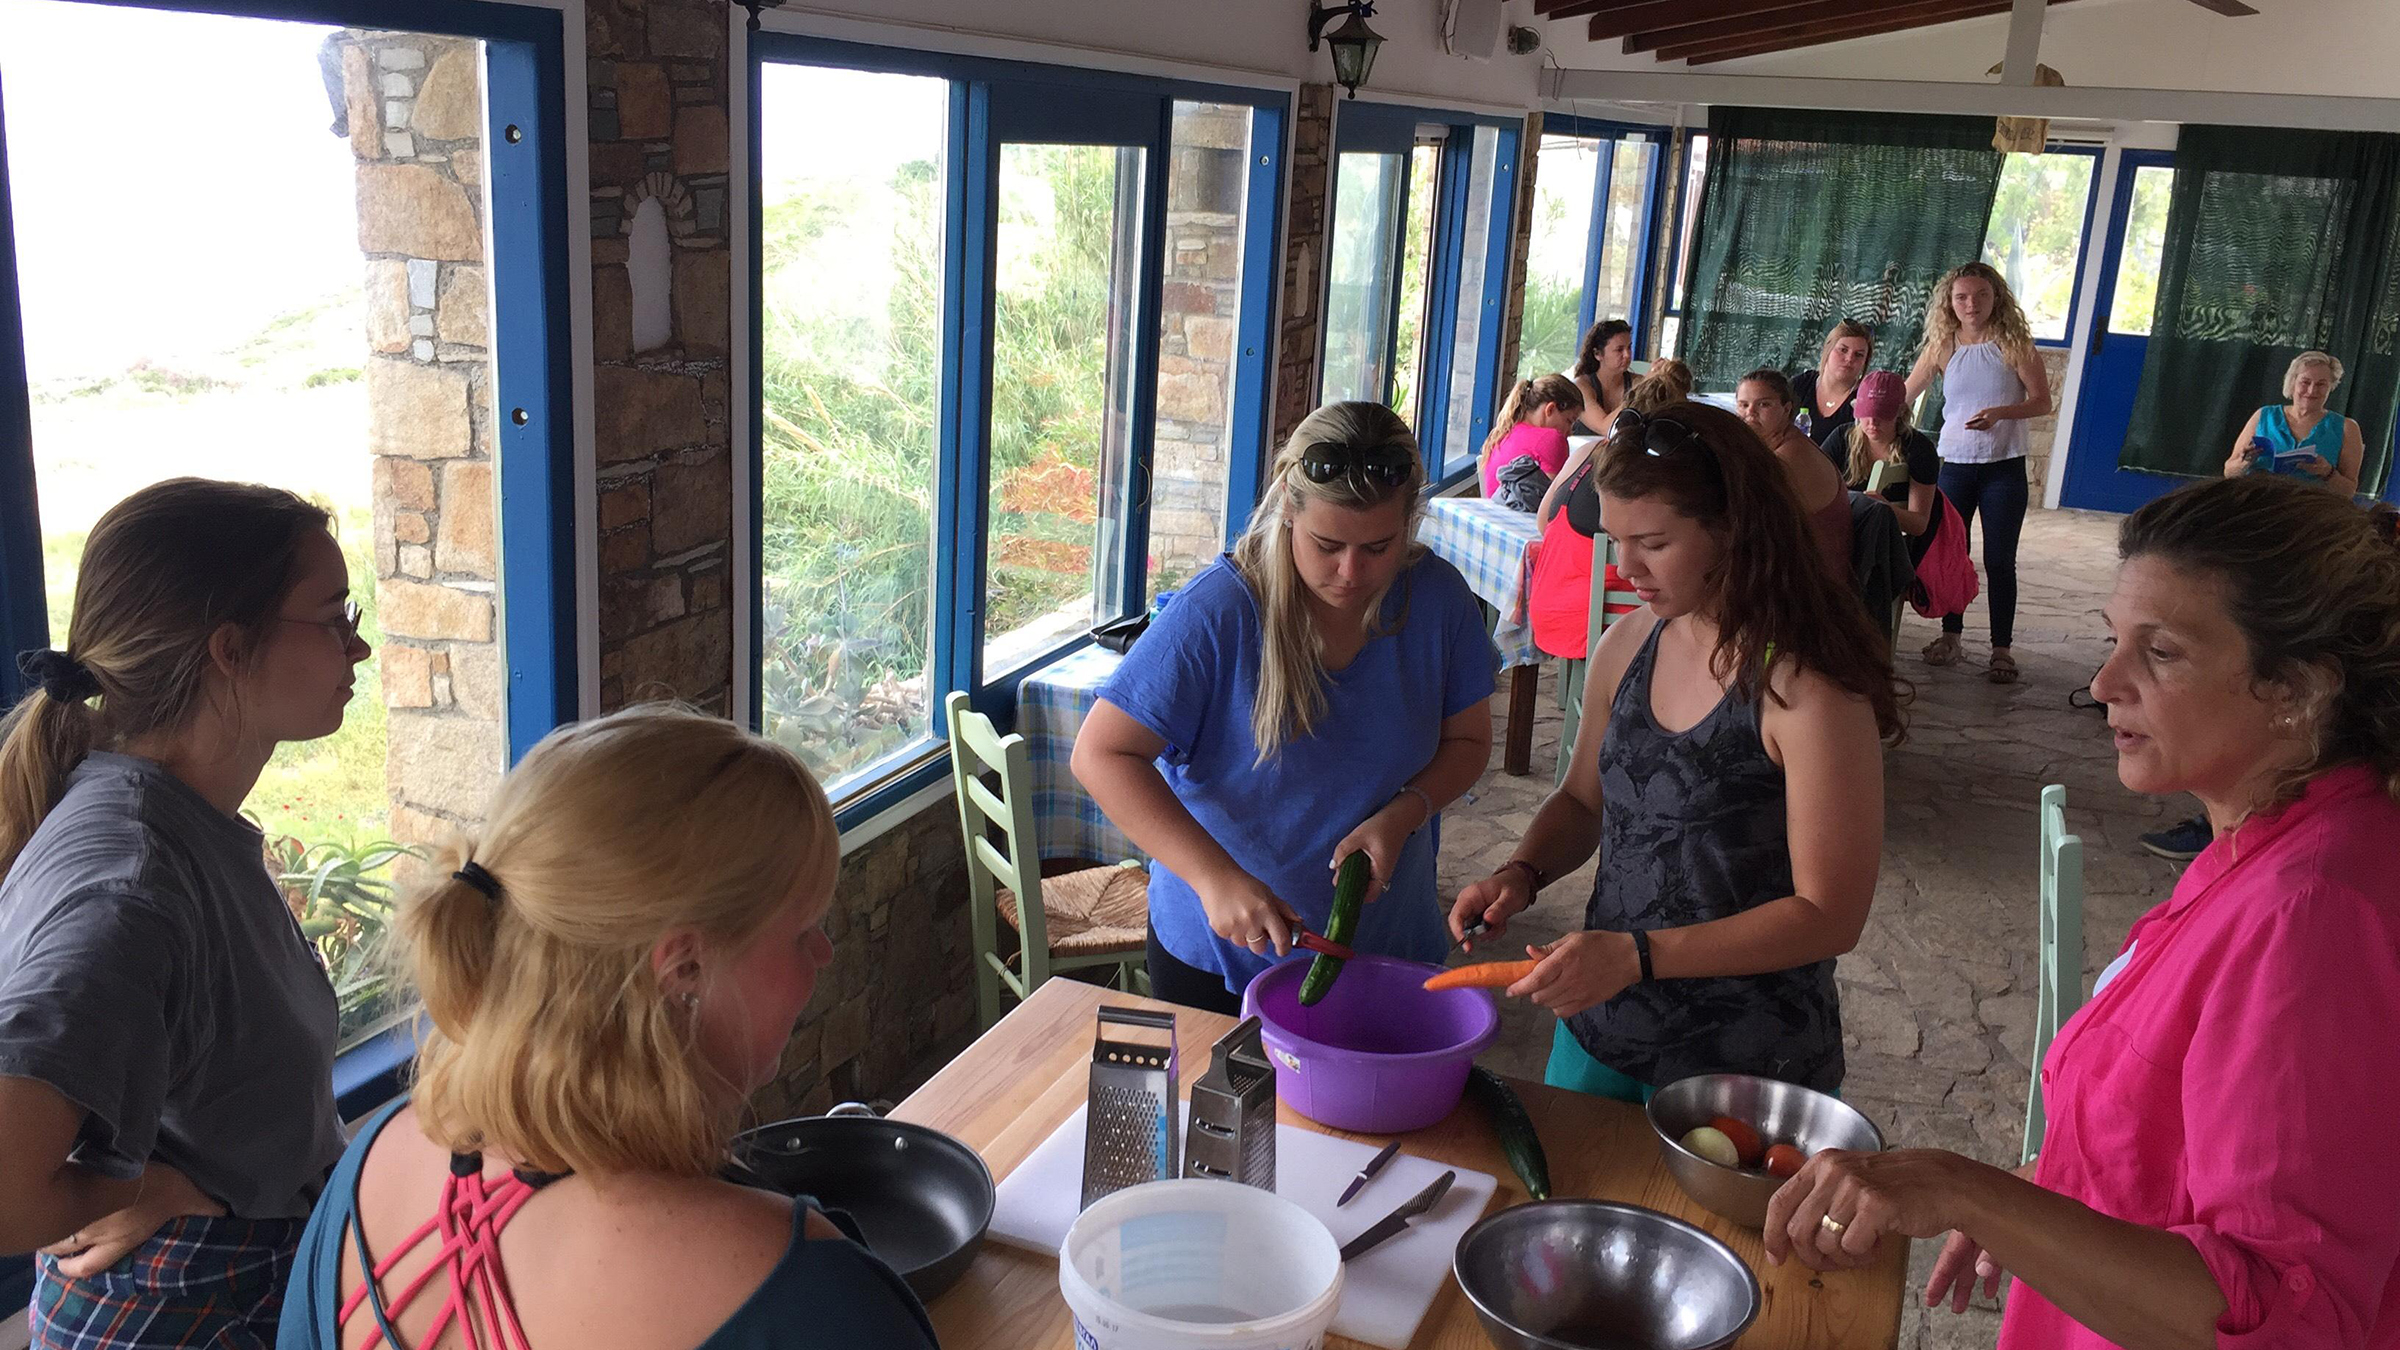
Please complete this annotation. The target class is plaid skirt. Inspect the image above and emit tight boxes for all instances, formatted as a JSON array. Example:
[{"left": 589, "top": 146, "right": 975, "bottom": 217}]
[{"left": 30, "top": 1215, "right": 305, "bottom": 1350}]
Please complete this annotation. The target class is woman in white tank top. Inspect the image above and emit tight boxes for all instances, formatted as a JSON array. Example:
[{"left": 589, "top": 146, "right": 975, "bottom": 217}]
[{"left": 1904, "top": 263, "right": 2052, "bottom": 684}]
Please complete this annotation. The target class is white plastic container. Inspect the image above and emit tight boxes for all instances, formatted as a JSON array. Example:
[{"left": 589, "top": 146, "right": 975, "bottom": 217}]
[{"left": 1059, "top": 1178, "right": 1344, "bottom": 1350}]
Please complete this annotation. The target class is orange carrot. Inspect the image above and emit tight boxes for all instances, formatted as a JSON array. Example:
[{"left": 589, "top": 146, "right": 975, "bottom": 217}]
[{"left": 1423, "top": 959, "right": 1540, "bottom": 991}]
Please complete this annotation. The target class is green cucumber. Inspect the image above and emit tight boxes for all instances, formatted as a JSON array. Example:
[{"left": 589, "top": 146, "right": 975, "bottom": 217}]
[
  {"left": 1466, "top": 1065, "right": 1551, "bottom": 1200},
  {"left": 1297, "top": 852, "right": 1370, "bottom": 1006}
]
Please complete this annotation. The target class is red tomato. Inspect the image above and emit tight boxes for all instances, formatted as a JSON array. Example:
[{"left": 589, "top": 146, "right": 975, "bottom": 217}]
[
  {"left": 1708, "top": 1116, "right": 1765, "bottom": 1169},
  {"left": 1763, "top": 1144, "right": 1807, "bottom": 1178}
]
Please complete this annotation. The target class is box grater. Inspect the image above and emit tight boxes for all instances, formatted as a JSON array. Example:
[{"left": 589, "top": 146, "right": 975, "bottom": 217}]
[
  {"left": 1182, "top": 1015, "right": 1276, "bottom": 1191},
  {"left": 1080, "top": 1006, "right": 1178, "bottom": 1209}
]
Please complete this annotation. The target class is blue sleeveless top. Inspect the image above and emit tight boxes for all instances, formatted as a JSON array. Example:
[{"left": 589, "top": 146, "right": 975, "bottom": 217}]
[
  {"left": 2252, "top": 404, "right": 2346, "bottom": 477},
  {"left": 276, "top": 1098, "right": 938, "bottom": 1350}
]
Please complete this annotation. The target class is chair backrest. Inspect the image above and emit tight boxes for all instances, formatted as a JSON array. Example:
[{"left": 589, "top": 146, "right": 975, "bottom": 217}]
[
  {"left": 1627, "top": 357, "right": 1653, "bottom": 377},
  {"left": 945, "top": 691, "right": 1047, "bottom": 944},
  {"left": 1585, "top": 529, "right": 1641, "bottom": 661},
  {"left": 2023, "top": 783, "right": 2086, "bottom": 1165}
]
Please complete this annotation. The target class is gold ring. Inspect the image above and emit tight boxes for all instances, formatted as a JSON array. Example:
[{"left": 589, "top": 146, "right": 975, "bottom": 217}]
[{"left": 1819, "top": 1214, "right": 1847, "bottom": 1236}]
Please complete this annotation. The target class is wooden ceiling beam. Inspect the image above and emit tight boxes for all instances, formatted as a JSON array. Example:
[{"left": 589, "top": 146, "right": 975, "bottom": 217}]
[
  {"left": 1625, "top": 0, "right": 1970, "bottom": 53},
  {"left": 1662, "top": 0, "right": 2038, "bottom": 63},
  {"left": 1587, "top": 0, "right": 1816, "bottom": 43}
]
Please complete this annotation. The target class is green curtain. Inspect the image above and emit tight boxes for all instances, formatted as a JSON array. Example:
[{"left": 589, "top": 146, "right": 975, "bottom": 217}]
[
  {"left": 2120, "top": 125, "right": 2400, "bottom": 495},
  {"left": 1681, "top": 108, "right": 2005, "bottom": 390}
]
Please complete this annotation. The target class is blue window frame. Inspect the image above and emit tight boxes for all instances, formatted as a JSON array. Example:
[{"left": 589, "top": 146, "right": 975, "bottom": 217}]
[
  {"left": 1321, "top": 101, "right": 1523, "bottom": 488},
  {"left": 1539, "top": 115, "right": 1670, "bottom": 362},
  {"left": 1982, "top": 143, "right": 2105, "bottom": 350},
  {"left": 0, "top": 4, "right": 579, "bottom": 1275},
  {"left": 748, "top": 36, "right": 1290, "bottom": 831}
]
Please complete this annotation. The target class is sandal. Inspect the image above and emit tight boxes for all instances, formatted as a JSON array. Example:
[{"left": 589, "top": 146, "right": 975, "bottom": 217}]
[
  {"left": 1988, "top": 649, "right": 2020, "bottom": 684},
  {"left": 1922, "top": 633, "right": 1962, "bottom": 667}
]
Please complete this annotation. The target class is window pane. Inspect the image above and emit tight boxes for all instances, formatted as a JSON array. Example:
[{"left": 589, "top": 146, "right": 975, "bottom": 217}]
[
  {"left": 1150, "top": 101, "right": 1253, "bottom": 600},
  {"left": 1596, "top": 139, "right": 1657, "bottom": 331},
  {"left": 758, "top": 65, "right": 945, "bottom": 798},
  {"left": 1670, "top": 133, "right": 1710, "bottom": 317},
  {"left": 1390, "top": 142, "right": 1441, "bottom": 427},
  {"left": 981, "top": 142, "right": 1148, "bottom": 678},
  {"left": 3, "top": 3, "right": 507, "bottom": 1051},
  {"left": 1441, "top": 126, "right": 1500, "bottom": 475},
  {"left": 1516, "top": 133, "right": 1601, "bottom": 384},
  {"left": 2109, "top": 166, "right": 2177, "bottom": 337},
  {"left": 1322, "top": 150, "right": 1403, "bottom": 404},
  {"left": 1981, "top": 151, "right": 2097, "bottom": 342}
]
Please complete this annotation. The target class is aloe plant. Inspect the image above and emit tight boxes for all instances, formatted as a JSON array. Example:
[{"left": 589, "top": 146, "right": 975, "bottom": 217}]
[{"left": 264, "top": 834, "right": 422, "bottom": 1045}]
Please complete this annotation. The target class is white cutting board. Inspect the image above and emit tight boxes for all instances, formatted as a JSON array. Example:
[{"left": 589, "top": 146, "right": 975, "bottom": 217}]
[{"left": 990, "top": 1101, "right": 1498, "bottom": 1350}]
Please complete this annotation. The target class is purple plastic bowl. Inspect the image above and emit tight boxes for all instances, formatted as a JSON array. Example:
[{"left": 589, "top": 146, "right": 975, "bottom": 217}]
[{"left": 1241, "top": 953, "right": 1501, "bottom": 1134}]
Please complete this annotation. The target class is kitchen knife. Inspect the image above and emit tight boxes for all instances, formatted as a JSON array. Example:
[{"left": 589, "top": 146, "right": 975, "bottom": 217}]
[
  {"left": 1335, "top": 1138, "right": 1402, "bottom": 1207},
  {"left": 1338, "top": 1169, "right": 1455, "bottom": 1262},
  {"left": 1293, "top": 929, "right": 1357, "bottom": 962},
  {"left": 1454, "top": 920, "right": 1489, "bottom": 951}
]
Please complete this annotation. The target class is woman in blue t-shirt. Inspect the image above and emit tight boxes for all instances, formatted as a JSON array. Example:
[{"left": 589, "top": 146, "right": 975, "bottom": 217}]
[
  {"left": 2223, "top": 350, "right": 2363, "bottom": 497},
  {"left": 1073, "top": 402, "right": 1499, "bottom": 1012}
]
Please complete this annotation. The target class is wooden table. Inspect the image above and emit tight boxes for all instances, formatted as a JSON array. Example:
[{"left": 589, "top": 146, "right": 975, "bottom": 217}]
[{"left": 894, "top": 980, "right": 1905, "bottom": 1349}]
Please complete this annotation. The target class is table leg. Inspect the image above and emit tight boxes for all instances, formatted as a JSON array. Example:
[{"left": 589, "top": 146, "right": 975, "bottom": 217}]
[{"left": 1504, "top": 665, "right": 1537, "bottom": 776}]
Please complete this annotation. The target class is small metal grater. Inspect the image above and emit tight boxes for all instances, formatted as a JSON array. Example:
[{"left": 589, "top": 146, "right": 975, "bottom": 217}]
[
  {"left": 1182, "top": 1015, "right": 1277, "bottom": 1191},
  {"left": 1080, "top": 1006, "right": 1178, "bottom": 1209}
]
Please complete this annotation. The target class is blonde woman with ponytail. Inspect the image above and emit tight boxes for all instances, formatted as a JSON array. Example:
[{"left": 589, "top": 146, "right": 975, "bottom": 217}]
[
  {"left": 1073, "top": 403, "right": 1498, "bottom": 1013},
  {"left": 1480, "top": 375, "right": 1583, "bottom": 512},
  {"left": 279, "top": 705, "right": 937, "bottom": 1350},
  {"left": 0, "top": 479, "right": 365, "bottom": 1348}
]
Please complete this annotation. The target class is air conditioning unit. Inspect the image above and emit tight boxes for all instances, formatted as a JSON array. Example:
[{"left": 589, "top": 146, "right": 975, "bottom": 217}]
[{"left": 1442, "top": 0, "right": 1505, "bottom": 61}]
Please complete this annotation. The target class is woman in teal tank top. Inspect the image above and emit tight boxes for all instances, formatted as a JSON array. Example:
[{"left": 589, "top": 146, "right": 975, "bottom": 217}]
[
  {"left": 2225, "top": 351, "right": 2363, "bottom": 497},
  {"left": 277, "top": 707, "right": 935, "bottom": 1350}
]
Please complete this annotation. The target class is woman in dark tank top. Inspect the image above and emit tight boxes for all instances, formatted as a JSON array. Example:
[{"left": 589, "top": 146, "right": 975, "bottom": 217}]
[{"left": 1447, "top": 402, "right": 1906, "bottom": 1099}]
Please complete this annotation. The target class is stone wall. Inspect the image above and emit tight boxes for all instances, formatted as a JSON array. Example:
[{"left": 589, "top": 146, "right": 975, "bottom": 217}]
[
  {"left": 1150, "top": 102, "right": 1249, "bottom": 584},
  {"left": 1492, "top": 115, "right": 1541, "bottom": 437},
  {"left": 2025, "top": 346, "right": 2071, "bottom": 504},
  {"left": 1270, "top": 85, "right": 1336, "bottom": 450},
  {"left": 335, "top": 31, "right": 505, "bottom": 852},
  {"left": 587, "top": 0, "right": 736, "bottom": 714},
  {"left": 752, "top": 805, "right": 979, "bottom": 1117}
]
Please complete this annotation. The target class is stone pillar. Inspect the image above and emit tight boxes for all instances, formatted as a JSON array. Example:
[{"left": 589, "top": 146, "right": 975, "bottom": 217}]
[
  {"left": 2024, "top": 346, "right": 2071, "bottom": 504},
  {"left": 337, "top": 31, "right": 505, "bottom": 851},
  {"left": 1270, "top": 84, "right": 1336, "bottom": 452},
  {"left": 1151, "top": 103, "right": 1249, "bottom": 584},
  {"left": 587, "top": 0, "right": 735, "bottom": 713},
  {"left": 1495, "top": 115, "right": 1542, "bottom": 391}
]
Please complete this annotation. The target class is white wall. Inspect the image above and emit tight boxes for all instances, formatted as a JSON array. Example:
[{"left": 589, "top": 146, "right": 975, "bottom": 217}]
[
  {"left": 1539, "top": 0, "right": 2400, "bottom": 100},
  {"left": 764, "top": 0, "right": 1553, "bottom": 112}
]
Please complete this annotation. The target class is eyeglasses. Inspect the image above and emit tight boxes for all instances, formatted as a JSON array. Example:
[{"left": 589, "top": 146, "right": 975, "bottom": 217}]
[
  {"left": 278, "top": 601, "right": 363, "bottom": 643},
  {"left": 1298, "top": 441, "right": 1415, "bottom": 487},
  {"left": 1611, "top": 408, "right": 1709, "bottom": 462}
]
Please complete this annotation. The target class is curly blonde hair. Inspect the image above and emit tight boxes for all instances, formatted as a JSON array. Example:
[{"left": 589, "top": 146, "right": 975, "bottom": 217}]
[
  {"left": 1918, "top": 262, "right": 2035, "bottom": 367},
  {"left": 2120, "top": 477, "right": 2400, "bottom": 809},
  {"left": 402, "top": 704, "right": 838, "bottom": 1177}
]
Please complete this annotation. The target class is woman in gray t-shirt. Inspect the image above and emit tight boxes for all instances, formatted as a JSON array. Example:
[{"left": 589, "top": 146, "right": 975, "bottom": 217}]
[{"left": 0, "top": 479, "right": 368, "bottom": 1348}]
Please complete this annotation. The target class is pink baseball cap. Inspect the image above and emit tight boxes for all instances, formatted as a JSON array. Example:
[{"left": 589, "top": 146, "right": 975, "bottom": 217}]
[{"left": 1852, "top": 369, "right": 1906, "bottom": 420}]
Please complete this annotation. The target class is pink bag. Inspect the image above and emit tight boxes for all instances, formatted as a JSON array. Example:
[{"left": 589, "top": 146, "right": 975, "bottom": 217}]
[{"left": 1910, "top": 492, "right": 1980, "bottom": 619}]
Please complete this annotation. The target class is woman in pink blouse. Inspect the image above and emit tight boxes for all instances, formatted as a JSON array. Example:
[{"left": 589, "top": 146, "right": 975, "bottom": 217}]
[{"left": 1762, "top": 474, "right": 2400, "bottom": 1350}]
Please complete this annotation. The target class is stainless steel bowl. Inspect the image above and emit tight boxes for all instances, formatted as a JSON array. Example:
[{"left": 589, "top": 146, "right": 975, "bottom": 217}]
[
  {"left": 1453, "top": 1200, "right": 1761, "bottom": 1350},
  {"left": 1645, "top": 1074, "right": 1885, "bottom": 1229}
]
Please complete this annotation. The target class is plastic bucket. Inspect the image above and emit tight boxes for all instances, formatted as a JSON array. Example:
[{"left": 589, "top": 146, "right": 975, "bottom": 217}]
[
  {"left": 1242, "top": 953, "right": 1500, "bottom": 1133},
  {"left": 1059, "top": 1179, "right": 1343, "bottom": 1350}
]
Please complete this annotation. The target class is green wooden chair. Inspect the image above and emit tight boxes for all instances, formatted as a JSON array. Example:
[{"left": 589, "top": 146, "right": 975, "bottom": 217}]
[
  {"left": 946, "top": 691, "right": 1148, "bottom": 1031},
  {"left": 2023, "top": 784, "right": 2086, "bottom": 1165},
  {"left": 1554, "top": 530, "right": 1643, "bottom": 786}
]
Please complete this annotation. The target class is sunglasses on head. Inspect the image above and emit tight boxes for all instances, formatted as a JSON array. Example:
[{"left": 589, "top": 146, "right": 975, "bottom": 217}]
[
  {"left": 1298, "top": 441, "right": 1415, "bottom": 486},
  {"left": 1611, "top": 408, "right": 1709, "bottom": 461}
]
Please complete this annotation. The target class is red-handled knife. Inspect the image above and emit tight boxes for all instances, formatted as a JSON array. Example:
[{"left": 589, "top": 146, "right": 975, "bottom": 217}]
[{"left": 1293, "top": 929, "right": 1356, "bottom": 962}]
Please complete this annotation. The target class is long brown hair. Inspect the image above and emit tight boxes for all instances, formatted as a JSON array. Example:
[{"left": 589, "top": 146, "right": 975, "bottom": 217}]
[
  {"left": 1232, "top": 402, "right": 1428, "bottom": 761},
  {"left": 1591, "top": 401, "right": 1905, "bottom": 742},
  {"left": 0, "top": 479, "right": 329, "bottom": 880},
  {"left": 1572, "top": 319, "right": 1634, "bottom": 382},
  {"left": 2119, "top": 476, "right": 2400, "bottom": 806}
]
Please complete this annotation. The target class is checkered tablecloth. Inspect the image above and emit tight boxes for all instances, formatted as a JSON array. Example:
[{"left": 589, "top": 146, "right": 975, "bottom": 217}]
[
  {"left": 1416, "top": 495, "right": 1545, "bottom": 669},
  {"left": 1016, "top": 644, "right": 1143, "bottom": 865}
]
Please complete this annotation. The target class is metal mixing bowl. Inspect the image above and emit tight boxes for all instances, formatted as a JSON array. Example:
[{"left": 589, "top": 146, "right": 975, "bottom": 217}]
[
  {"left": 1453, "top": 1200, "right": 1761, "bottom": 1350},
  {"left": 1645, "top": 1074, "right": 1885, "bottom": 1229}
]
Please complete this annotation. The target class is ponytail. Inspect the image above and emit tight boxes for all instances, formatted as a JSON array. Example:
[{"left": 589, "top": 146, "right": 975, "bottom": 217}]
[
  {"left": 1480, "top": 374, "right": 1583, "bottom": 475},
  {"left": 0, "top": 691, "right": 99, "bottom": 880}
]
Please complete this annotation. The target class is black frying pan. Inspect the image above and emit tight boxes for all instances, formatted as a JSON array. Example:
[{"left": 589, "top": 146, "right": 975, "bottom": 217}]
[{"left": 730, "top": 1106, "right": 995, "bottom": 1302}]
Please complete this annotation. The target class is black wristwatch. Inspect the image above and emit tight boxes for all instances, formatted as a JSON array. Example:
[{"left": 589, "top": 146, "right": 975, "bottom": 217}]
[{"left": 1631, "top": 929, "right": 1655, "bottom": 983}]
